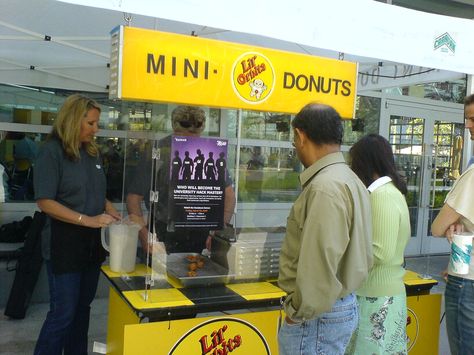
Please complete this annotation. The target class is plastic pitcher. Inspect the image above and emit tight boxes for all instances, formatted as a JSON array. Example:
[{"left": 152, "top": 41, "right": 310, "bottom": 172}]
[{"left": 101, "top": 221, "right": 141, "bottom": 273}]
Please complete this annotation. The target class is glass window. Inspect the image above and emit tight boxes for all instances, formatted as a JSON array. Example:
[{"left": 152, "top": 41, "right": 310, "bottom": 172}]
[
  {"left": 342, "top": 95, "right": 381, "bottom": 145},
  {"left": 239, "top": 110, "right": 292, "bottom": 142},
  {"left": 237, "top": 145, "right": 300, "bottom": 203},
  {"left": 384, "top": 78, "right": 467, "bottom": 103},
  {"left": 0, "top": 82, "right": 381, "bottom": 234},
  {"left": 0, "top": 131, "right": 131, "bottom": 202},
  {"left": 0, "top": 87, "right": 382, "bottom": 209}
]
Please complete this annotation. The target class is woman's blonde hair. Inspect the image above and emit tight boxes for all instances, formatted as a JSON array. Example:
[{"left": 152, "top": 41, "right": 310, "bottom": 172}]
[{"left": 51, "top": 94, "right": 101, "bottom": 160}]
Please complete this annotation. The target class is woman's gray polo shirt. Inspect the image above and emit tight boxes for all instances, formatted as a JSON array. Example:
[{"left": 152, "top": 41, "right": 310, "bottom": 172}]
[{"left": 34, "top": 138, "right": 106, "bottom": 260}]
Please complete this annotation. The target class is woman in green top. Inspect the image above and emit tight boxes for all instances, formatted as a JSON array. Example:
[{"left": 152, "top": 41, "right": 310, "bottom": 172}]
[{"left": 346, "top": 134, "right": 411, "bottom": 354}]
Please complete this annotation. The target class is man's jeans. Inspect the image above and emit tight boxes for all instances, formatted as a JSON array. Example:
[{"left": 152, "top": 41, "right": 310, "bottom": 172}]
[
  {"left": 34, "top": 262, "right": 101, "bottom": 355},
  {"left": 445, "top": 275, "right": 474, "bottom": 355},
  {"left": 278, "top": 293, "right": 358, "bottom": 355}
]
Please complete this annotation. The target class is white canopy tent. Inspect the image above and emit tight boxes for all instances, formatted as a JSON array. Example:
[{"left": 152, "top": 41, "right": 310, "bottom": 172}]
[
  {"left": 60, "top": 0, "right": 474, "bottom": 73},
  {"left": 0, "top": 0, "right": 471, "bottom": 93}
]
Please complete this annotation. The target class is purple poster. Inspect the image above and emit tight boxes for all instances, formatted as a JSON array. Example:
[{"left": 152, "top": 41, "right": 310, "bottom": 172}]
[{"left": 169, "top": 135, "right": 228, "bottom": 229}]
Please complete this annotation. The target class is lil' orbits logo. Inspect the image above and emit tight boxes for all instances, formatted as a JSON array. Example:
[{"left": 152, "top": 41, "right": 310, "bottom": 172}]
[
  {"left": 406, "top": 308, "right": 419, "bottom": 351},
  {"left": 232, "top": 52, "right": 275, "bottom": 104},
  {"left": 169, "top": 318, "right": 270, "bottom": 355}
]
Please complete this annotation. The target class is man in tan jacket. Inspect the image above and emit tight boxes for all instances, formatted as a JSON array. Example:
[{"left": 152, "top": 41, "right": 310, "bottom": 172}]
[{"left": 278, "top": 103, "right": 373, "bottom": 355}]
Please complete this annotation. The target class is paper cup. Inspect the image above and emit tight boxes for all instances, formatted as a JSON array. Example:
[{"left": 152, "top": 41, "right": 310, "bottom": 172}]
[{"left": 450, "top": 233, "right": 473, "bottom": 275}]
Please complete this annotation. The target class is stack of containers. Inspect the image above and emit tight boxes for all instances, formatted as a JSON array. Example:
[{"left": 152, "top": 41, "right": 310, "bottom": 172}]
[{"left": 211, "top": 231, "right": 285, "bottom": 281}]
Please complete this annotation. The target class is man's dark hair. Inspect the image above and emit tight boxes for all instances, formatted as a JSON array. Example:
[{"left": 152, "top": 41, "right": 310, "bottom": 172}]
[
  {"left": 465, "top": 94, "right": 474, "bottom": 107},
  {"left": 349, "top": 134, "right": 407, "bottom": 195},
  {"left": 291, "top": 103, "right": 343, "bottom": 145}
]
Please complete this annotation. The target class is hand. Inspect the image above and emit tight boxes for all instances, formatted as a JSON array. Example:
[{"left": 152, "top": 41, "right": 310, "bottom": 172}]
[
  {"left": 138, "top": 227, "right": 153, "bottom": 255},
  {"left": 85, "top": 213, "right": 116, "bottom": 228},
  {"left": 104, "top": 200, "right": 121, "bottom": 221},
  {"left": 206, "top": 235, "right": 212, "bottom": 251},
  {"left": 129, "top": 214, "right": 147, "bottom": 228},
  {"left": 106, "top": 209, "right": 121, "bottom": 221},
  {"left": 446, "top": 223, "right": 463, "bottom": 244},
  {"left": 441, "top": 269, "right": 448, "bottom": 282},
  {"left": 285, "top": 316, "right": 300, "bottom": 325}
]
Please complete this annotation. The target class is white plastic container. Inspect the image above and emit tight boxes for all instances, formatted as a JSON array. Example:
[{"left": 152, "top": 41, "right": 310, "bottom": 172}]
[
  {"left": 450, "top": 232, "right": 473, "bottom": 275},
  {"left": 101, "top": 221, "right": 140, "bottom": 273}
]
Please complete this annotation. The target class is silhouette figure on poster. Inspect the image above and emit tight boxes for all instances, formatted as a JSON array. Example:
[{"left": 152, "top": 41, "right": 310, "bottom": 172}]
[
  {"left": 194, "top": 149, "right": 204, "bottom": 181},
  {"left": 216, "top": 152, "right": 227, "bottom": 183},
  {"left": 181, "top": 151, "right": 194, "bottom": 181},
  {"left": 205, "top": 152, "right": 217, "bottom": 181},
  {"left": 171, "top": 150, "right": 182, "bottom": 182}
]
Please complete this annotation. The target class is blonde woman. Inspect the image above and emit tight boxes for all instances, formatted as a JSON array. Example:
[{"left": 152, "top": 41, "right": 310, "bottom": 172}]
[{"left": 33, "top": 94, "right": 120, "bottom": 355}]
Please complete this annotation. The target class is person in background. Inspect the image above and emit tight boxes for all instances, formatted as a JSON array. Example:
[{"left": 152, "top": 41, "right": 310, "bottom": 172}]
[
  {"left": 431, "top": 93, "right": 474, "bottom": 355},
  {"left": 33, "top": 94, "right": 120, "bottom": 355},
  {"left": 101, "top": 138, "right": 123, "bottom": 201},
  {"left": 278, "top": 103, "right": 373, "bottom": 355},
  {"left": 346, "top": 134, "right": 410, "bottom": 354},
  {"left": 0, "top": 131, "right": 7, "bottom": 202},
  {"left": 13, "top": 132, "right": 38, "bottom": 164},
  {"left": 7, "top": 132, "right": 38, "bottom": 200},
  {"left": 127, "top": 106, "right": 235, "bottom": 255}
]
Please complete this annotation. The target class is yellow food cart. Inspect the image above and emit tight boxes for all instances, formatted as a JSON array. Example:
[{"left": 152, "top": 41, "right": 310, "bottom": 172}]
[{"left": 102, "top": 266, "right": 441, "bottom": 354}]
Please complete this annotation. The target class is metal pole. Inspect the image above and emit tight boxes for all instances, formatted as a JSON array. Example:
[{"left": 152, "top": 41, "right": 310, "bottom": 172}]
[{"left": 233, "top": 109, "right": 243, "bottom": 226}]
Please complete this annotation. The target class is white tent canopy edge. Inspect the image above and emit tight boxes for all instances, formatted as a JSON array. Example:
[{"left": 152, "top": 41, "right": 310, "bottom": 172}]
[{"left": 58, "top": 0, "right": 474, "bottom": 75}]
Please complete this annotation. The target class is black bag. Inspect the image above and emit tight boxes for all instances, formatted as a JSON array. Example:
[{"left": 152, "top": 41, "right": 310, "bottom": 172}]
[
  {"left": 0, "top": 216, "right": 33, "bottom": 243},
  {"left": 4, "top": 211, "right": 46, "bottom": 319}
]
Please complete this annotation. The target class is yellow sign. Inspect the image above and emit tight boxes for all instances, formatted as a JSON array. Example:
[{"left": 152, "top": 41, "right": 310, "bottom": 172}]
[
  {"left": 110, "top": 26, "right": 357, "bottom": 117},
  {"left": 123, "top": 311, "right": 279, "bottom": 354}
]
